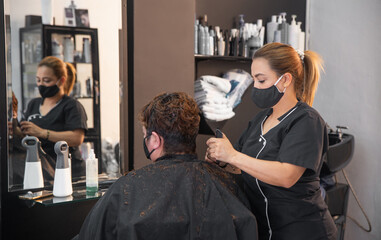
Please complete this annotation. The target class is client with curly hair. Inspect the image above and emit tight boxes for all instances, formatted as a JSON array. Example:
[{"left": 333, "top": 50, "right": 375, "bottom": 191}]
[{"left": 74, "top": 92, "right": 258, "bottom": 240}]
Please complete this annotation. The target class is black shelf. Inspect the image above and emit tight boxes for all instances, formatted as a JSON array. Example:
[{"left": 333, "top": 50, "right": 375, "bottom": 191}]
[{"left": 195, "top": 54, "right": 252, "bottom": 62}]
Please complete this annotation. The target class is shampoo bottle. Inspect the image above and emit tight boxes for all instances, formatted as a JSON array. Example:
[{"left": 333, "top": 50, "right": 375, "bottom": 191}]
[
  {"left": 86, "top": 149, "right": 98, "bottom": 195},
  {"left": 278, "top": 12, "right": 288, "bottom": 44},
  {"left": 209, "top": 29, "right": 215, "bottom": 55},
  {"left": 194, "top": 19, "right": 199, "bottom": 54},
  {"left": 297, "top": 21, "right": 305, "bottom": 51},
  {"left": 288, "top": 15, "right": 299, "bottom": 49},
  {"left": 266, "top": 15, "right": 278, "bottom": 43},
  {"left": 198, "top": 25, "right": 205, "bottom": 55},
  {"left": 53, "top": 141, "right": 73, "bottom": 197},
  {"left": 204, "top": 27, "right": 210, "bottom": 55},
  {"left": 22, "top": 136, "right": 44, "bottom": 189},
  {"left": 258, "top": 21, "right": 265, "bottom": 47}
]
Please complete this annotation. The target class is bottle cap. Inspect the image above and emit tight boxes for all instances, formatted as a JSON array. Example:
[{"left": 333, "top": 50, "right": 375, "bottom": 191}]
[
  {"left": 291, "top": 15, "right": 297, "bottom": 25},
  {"left": 271, "top": 15, "right": 277, "bottom": 22},
  {"left": 257, "top": 19, "right": 263, "bottom": 29},
  {"left": 239, "top": 14, "right": 245, "bottom": 28},
  {"left": 277, "top": 15, "right": 282, "bottom": 24}
]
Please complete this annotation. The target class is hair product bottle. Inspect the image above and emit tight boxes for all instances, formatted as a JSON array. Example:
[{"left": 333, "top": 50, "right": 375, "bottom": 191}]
[
  {"left": 53, "top": 141, "right": 73, "bottom": 197},
  {"left": 266, "top": 15, "right": 278, "bottom": 43},
  {"left": 288, "top": 15, "right": 299, "bottom": 49},
  {"left": 22, "top": 136, "right": 44, "bottom": 189},
  {"left": 86, "top": 149, "right": 98, "bottom": 195}
]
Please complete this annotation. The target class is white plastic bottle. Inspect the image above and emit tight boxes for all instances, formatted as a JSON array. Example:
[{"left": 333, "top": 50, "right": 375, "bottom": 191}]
[
  {"left": 198, "top": 25, "right": 205, "bottom": 55},
  {"left": 288, "top": 15, "right": 299, "bottom": 49},
  {"left": 266, "top": 15, "right": 278, "bottom": 43},
  {"left": 204, "top": 27, "right": 210, "bottom": 55},
  {"left": 209, "top": 29, "right": 215, "bottom": 55},
  {"left": 278, "top": 12, "right": 288, "bottom": 44},
  {"left": 53, "top": 141, "right": 73, "bottom": 197},
  {"left": 22, "top": 136, "right": 44, "bottom": 189},
  {"left": 194, "top": 19, "right": 198, "bottom": 54},
  {"left": 297, "top": 21, "right": 305, "bottom": 52},
  {"left": 86, "top": 149, "right": 98, "bottom": 194}
]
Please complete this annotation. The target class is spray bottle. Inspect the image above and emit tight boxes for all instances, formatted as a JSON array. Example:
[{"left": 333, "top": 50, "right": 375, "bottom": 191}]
[
  {"left": 53, "top": 141, "right": 73, "bottom": 197},
  {"left": 86, "top": 149, "right": 98, "bottom": 195},
  {"left": 22, "top": 136, "right": 44, "bottom": 189}
]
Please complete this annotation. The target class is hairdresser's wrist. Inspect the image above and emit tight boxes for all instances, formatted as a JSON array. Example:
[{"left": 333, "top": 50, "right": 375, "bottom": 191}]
[
  {"left": 229, "top": 150, "right": 242, "bottom": 167},
  {"left": 45, "top": 129, "right": 50, "bottom": 140}
]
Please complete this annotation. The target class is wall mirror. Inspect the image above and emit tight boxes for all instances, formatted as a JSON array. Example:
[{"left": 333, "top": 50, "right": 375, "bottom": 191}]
[{"left": 4, "top": 0, "right": 123, "bottom": 192}]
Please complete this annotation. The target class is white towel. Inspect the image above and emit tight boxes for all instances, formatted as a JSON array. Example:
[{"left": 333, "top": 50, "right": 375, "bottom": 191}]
[
  {"left": 194, "top": 90, "right": 227, "bottom": 101},
  {"left": 200, "top": 104, "right": 233, "bottom": 115},
  {"left": 203, "top": 111, "right": 235, "bottom": 121},
  {"left": 195, "top": 95, "right": 229, "bottom": 105},
  {"left": 198, "top": 75, "right": 231, "bottom": 94},
  {"left": 223, "top": 69, "right": 253, "bottom": 109}
]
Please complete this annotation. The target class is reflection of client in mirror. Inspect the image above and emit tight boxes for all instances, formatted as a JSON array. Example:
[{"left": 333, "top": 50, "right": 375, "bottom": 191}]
[{"left": 13, "top": 56, "right": 88, "bottom": 180}]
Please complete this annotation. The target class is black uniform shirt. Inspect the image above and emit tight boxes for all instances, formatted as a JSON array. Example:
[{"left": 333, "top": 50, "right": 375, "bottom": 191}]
[
  {"left": 23, "top": 95, "right": 87, "bottom": 179},
  {"left": 235, "top": 101, "right": 337, "bottom": 240}
]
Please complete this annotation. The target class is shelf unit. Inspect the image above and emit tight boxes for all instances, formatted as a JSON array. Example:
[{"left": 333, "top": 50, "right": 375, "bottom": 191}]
[{"left": 194, "top": 0, "right": 308, "bottom": 159}]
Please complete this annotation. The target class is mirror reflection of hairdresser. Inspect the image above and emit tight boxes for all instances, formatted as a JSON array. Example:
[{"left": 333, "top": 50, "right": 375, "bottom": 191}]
[
  {"left": 74, "top": 92, "right": 258, "bottom": 240},
  {"left": 206, "top": 43, "right": 337, "bottom": 240},
  {"left": 14, "top": 56, "right": 87, "bottom": 180}
]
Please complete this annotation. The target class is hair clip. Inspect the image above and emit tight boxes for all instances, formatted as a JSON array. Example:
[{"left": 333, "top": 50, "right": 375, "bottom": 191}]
[{"left": 296, "top": 49, "right": 305, "bottom": 61}]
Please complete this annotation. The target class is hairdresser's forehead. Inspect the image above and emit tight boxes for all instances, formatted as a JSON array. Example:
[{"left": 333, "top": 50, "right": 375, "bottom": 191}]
[{"left": 251, "top": 57, "right": 275, "bottom": 78}]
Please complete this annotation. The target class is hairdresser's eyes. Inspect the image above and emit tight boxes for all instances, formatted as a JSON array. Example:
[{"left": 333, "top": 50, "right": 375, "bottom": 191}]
[{"left": 255, "top": 78, "right": 266, "bottom": 84}]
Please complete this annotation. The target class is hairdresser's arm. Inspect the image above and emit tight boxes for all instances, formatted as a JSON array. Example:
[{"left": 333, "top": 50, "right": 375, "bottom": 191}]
[
  {"left": 206, "top": 135, "right": 305, "bottom": 188},
  {"left": 20, "top": 121, "right": 85, "bottom": 147}
]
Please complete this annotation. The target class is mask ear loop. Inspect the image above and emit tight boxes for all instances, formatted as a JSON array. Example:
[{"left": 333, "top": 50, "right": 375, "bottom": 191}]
[{"left": 274, "top": 74, "right": 286, "bottom": 93}]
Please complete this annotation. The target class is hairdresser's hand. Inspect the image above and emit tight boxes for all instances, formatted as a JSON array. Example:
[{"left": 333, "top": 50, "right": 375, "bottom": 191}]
[
  {"left": 206, "top": 133, "right": 238, "bottom": 164},
  {"left": 20, "top": 121, "right": 45, "bottom": 139}
]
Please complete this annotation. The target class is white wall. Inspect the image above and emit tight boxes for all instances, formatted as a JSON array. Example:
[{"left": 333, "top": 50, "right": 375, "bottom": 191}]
[
  {"left": 8, "top": 0, "right": 121, "bottom": 144},
  {"left": 310, "top": 0, "right": 381, "bottom": 239}
]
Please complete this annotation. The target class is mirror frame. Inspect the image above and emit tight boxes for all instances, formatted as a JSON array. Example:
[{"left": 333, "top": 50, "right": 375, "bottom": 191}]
[
  {"left": 0, "top": 0, "right": 9, "bottom": 196},
  {"left": 0, "top": 0, "right": 130, "bottom": 193}
]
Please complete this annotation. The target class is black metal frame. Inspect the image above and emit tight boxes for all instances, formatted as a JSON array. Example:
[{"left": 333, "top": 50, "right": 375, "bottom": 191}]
[
  {"left": 127, "top": 0, "right": 134, "bottom": 171},
  {"left": 19, "top": 24, "right": 101, "bottom": 136},
  {"left": 18, "top": 25, "right": 102, "bottom": 182},
  {"left": 0, "top": 0, "right": 7, "bottom": 235}
]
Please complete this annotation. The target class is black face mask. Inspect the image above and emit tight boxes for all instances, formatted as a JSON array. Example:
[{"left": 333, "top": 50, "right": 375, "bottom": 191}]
[
  {"left": 251, "top": 75, "right": 285, "bottom": 109},
  {"left": 38, "top": 84, "right": 60, "bottom": 98},
  {"left": 143, "top": 134, "right": 156, "bottom": 160}
]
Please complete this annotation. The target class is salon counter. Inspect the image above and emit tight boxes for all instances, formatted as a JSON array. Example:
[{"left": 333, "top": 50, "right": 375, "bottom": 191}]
[{"left": 2, "top": 184, "right": 112, "bottom": 240}]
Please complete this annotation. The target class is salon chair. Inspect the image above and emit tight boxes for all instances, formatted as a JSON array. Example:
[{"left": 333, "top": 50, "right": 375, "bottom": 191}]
[{"left": 320, "top": 126, "right": 354, "bottom": 240}]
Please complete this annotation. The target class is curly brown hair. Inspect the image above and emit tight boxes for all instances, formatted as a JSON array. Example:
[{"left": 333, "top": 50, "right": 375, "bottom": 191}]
[{"left": 138, "top": 92, "right": 200, "bottom": 154}]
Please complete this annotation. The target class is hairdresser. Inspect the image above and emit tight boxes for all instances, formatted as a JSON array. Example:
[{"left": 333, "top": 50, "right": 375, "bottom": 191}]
[
  {"left": 206, "top": 43, "right": 337, "bottom": 240},
  {"left": 17, "top": 56, "right": 87, "bottom": 180}
]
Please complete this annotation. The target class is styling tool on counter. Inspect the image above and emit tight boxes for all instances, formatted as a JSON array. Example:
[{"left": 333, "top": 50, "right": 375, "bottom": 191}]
[
  {"left": 22, "top": 136, "right": 44, "bottom": 189},
  {"left": 215, "top": 129, "right": 228, "bottom": 168},
  {"left": 53, "top": 141, "right": 73, "bottom": 197},
  {"left": 19, "top": 190, "right": 53, "bottom": 200}
]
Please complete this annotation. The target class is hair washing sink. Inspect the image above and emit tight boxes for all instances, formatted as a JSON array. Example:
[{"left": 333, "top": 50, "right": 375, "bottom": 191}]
[{"left": 321, "top": 133, "right": 355, "bottom": 177}]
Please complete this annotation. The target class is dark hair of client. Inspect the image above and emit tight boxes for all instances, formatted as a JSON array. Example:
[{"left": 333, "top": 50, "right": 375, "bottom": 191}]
[{"left": 138, "top": 92, "right": 200, "bottom": 154}]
